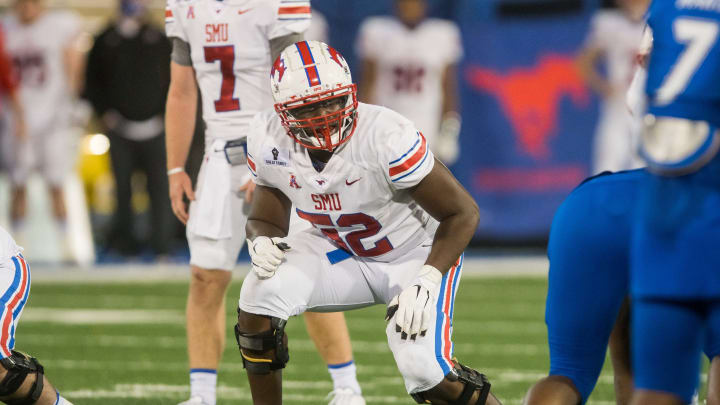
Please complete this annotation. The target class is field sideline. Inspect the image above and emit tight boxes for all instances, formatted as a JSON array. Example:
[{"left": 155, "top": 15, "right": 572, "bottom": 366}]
[{"left": 23, "top": 258, "right": 708, "bottom": 404}]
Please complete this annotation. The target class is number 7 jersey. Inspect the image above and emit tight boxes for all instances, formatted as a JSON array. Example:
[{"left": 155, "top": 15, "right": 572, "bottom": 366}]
[
  {"left": 247, "top": 103, "right": 439, "bottom": 262},
  {"left": 645, "top": 0, "right": 720, "bottom": 126},
  {"left": 165, "top": 0, "right": 311, "bottom": 141}
]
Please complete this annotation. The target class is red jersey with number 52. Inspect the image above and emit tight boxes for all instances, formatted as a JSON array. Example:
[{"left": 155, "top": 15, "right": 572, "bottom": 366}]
[
  {"left": 247, "top": 103, "right": 439, "bottom": 262},
  {"left": 165, "top": 0, "right": 310, "bottom": 141}
]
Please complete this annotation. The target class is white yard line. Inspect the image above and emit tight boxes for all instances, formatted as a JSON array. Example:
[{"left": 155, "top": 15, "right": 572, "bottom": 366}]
[
  {"left": 64, "top": 384, "right": 409, "bottom": 402},
  {"left": 22, "top": 333, "right": 548, "bottom": 355},
  {"left": 61, "top": 384, "right": 622, "bottom": 404},
  {"left": 46, "top": 359, "right": 622, "bottom": 385},
  {"left": 21, "top": 308, "right": 184, "bottom": 324},
  {"left": 29, "top": 256, "right": 548, "bottom": 282},
  {"left": 20, "top": 307, "right": 546, "bottom": 334}
]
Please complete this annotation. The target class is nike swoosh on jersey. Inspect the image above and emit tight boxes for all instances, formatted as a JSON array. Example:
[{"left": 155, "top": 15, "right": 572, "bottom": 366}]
[
  {"left": 237, "top": 8, "right": 252, "bottom": 15},
  {"left": 345, "top": 178, "right": 362, "bottom": 186}
]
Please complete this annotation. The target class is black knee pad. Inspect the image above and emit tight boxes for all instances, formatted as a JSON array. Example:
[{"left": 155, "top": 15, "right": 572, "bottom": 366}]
[
  {"left": 0, "top": 351, "right": 44, "bottom": 405},
  {"left": 235, "top": 314, "right": 289, "bottom": 375},
  {"left": 411, "top": 361, "right": 492, "bottom": 405}
]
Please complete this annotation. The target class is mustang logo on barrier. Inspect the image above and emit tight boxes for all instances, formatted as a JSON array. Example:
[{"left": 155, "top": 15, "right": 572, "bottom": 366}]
[{"left": 465, "top": 54, "right": 589, "bottom": 160}]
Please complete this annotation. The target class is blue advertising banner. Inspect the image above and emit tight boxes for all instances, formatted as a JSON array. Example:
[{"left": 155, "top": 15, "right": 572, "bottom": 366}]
[
  {"left": 312, "top": 0, "right": 602, "bottom": 241},
  {"left": 455, "top": 15, "right": 599, "bottom": 240}
]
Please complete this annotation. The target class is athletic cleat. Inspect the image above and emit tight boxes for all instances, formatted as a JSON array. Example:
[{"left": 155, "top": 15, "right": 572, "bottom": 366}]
[
  {"left": 177, "top": 396, "right": 211, "bottom": 405},
  {"left": 326, "top": 388, "right": 366, "bottom": 405}
]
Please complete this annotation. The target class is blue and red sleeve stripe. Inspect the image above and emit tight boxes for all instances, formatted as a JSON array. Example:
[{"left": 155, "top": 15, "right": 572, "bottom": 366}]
[
  {"left": 247, "top": 154, "right": 257, "bottom": 177},
  {"left": 389, "top": 132, "right": 429, "bottom": 182},
  {"left": 278, "top": 0, "right": 311, "bottom": 20},
  {"left": 295, "top": 41, "right": 321, "bottom": 87}
]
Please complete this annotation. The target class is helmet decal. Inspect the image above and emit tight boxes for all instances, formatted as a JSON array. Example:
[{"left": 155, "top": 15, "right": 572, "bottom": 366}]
[
  {"left": 327, "top": 45, "right": 345, "bottom": 69},
  {"left": 271, "top": 40, "right": 357, "bottom": 151},
  {"left": 271, "top": 56, "right": 287, "bottom": 82},
  {"left": 295, "top": 41, "right": 322, "bottom": 87}
]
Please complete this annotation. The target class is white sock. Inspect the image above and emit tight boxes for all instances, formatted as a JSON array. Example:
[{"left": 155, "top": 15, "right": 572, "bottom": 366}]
[
  {"left": 11, "top": 219, "right": 25, "bottom": 234},
  {"left": 190, "top": 369, "right": 217, "bottom": 405},
  {"left": 55, "top": 392, "right": 74, "bottom": 405},
  {"left": 56, "top": 219, "right": 67, "bottom": 233},
  {"left": 328, "top": 360, "right": 361, "bottom": 394}
]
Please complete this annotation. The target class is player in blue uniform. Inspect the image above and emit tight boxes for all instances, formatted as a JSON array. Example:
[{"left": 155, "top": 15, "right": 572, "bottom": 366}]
[
  {"left": 631, "top": 0, "right": 720, "bottom": 403},
  {"left": 524, "top": 170, "right": 720, "bottom": 405},
  {"left": 524, "top": 170, "right": 639, "bottom": 405}
]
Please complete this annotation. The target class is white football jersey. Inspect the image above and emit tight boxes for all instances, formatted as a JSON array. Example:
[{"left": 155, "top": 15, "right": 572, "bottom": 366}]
[
  {"left": 584, "top": 9, "right": 645, "bottom": 98},
  {"left": 247, "top": 103, "right": 438, "bottom": 262},
  {"left": 165, "top": 0, "right": 311, "bottom": 141},
  {"left": 2, "top": 11, "right": 81, "bottom": 136},
  {"left": 356, "top": 17, "right": 462, "bottom": 144},
  {"left": 0, "top": 227, "right": 21, "bottom": 263},
  {"left": 305, "top": 8, "right": 328, "bottom": 43}
]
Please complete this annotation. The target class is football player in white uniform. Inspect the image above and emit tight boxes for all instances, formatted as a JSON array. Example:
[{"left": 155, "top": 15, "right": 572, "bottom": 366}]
[
  {"left": 0, "top": 0, "right": 84, "bottom": 236},
  {"left": 0, "top": 226, "right": 74, "bottom": 405},
  {"left": 236, "top": 40, "right": 502, "bottom": 405},
  {"left": 576, "top": 0, "right": 648, "bottom": 174},
  {"left": 164, "top": 2, "right": 363, "bottom": 404},
  {"left": 356, "top": 0, "right": 463, "bottom": 165}
]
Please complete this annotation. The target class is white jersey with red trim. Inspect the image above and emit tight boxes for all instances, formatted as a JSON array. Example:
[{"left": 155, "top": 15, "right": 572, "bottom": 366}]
[
  {"left": 247, "top": 103, "right": 438, "bottom": 262},
  {"left": 165, "top": 0, "right": 311, "bottom": 141},
  {"left": 0, "top": 227, "right": 21, "bottom": 263},
  {"left": 2, "top": 11, "right": 81, "bottom": 136},
  {"left": 584, "top": 9, "right": 645, "bottom": 98},
  {"left": 356, "top": 17, "right": 462, "bottom": 145}
]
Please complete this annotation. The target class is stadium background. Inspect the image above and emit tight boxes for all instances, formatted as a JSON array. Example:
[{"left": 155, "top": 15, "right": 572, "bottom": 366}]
[
  {"left": 1, "top": 0, "right": 603, "bottom": 256},
  {"left": 0, "top": 1, "right": 683, "bottom": 404}
]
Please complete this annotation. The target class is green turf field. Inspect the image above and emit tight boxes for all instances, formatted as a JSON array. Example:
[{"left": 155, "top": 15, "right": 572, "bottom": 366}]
[{"left": 16, "top": 276, "right": 692, "bottom": 404}]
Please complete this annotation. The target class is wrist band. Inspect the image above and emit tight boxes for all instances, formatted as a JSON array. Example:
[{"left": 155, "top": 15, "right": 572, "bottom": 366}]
[{"left": 167, "top": 167, "right": 184, "bottom": 176}]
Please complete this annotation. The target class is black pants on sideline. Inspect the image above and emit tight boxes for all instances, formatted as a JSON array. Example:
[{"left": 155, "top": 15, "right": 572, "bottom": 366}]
[{"left": 107, "top": 132, "right": 173, "bottom": 255}]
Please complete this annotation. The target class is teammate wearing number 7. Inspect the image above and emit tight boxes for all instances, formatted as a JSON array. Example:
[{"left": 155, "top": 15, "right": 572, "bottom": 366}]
[
  {"left": 630, "top": 0, "right": 720, "bottom": 404},
  {"left": 164, "top": 2, "right": 364, "bottom": 404}
]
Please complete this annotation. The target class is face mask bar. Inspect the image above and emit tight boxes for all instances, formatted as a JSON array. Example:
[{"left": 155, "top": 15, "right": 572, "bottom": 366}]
[{"left": 275, "top": 84, "right": 359, "bottom": 151}]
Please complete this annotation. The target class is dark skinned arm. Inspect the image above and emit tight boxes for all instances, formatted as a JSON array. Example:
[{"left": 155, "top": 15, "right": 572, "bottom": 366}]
[
  {"left": 440, "top": 63, "right": 459, "bottom": 116},
  {"left": 410, "top": 158, "right": 480, "bottom": 274},
  {"left": 357, "top": 57, "right": 378, "bottom": 104},
  {"left": 245, "top": 184, "right": 293, "bottom": 240}
]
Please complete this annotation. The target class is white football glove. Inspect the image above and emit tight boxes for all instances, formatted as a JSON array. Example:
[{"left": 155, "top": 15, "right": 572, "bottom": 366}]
[
  {"left": 386, "top": 265, "right": 443, "bottom": 340},
  {"left": 247, "top": 236, "right": 290, "bottom": 279},
  {"left": 435, "top": 112, "right": 461, "bottom": 165}
]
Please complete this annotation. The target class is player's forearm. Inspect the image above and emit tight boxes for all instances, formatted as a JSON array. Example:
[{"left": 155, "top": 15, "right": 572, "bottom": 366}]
[
  {"left": 246, "top": 219, "right": 288, "bottom": 240},
  {"left": 8, "top": 91, "right": 23, "bottom": 118},
  {"left": 441, "top": 64, "right": 459, "bottom": 116},
  {"left": 425, "top": 208, "right": 479, "bottom": 274},
  {"left": 165, "top": 89, "right": 197, "bottom": 169},
  {"left": 65, "top": 44, "right": 86, "bottom": 96},
  {"left": 358, "top": 58, "right": 377, "bottom": 103},
  {"left": 576, "top": 48, "right": 612, "bottom": 97}
]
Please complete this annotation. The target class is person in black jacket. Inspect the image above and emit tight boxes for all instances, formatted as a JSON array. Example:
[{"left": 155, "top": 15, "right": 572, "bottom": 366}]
[{"left": 84, "top": 0, "right": 173, "bottom": 256}]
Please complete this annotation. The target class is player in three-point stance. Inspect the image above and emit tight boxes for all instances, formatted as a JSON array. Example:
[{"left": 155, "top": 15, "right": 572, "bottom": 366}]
[
  {"left": 235, "top": 40, "right": 502, "bottom": 405},
  {"left": 164, "top": 1, "right": 363, "bottom": 404},
  {"left": 628, "top": 0, "right": 720, "bottom": 404},
  {"left": 523, "top": 169, "right": 720, "bottom": 405},
  {"left": 0, "top": 226, "right": 73, "bottom": 405}
]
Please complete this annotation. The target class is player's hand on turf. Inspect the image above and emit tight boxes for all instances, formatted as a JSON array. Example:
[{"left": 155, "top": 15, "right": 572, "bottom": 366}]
[
  {"left": 168, "top": 170, "right": 195, "bottom": 225},
  {"left": 248, "top": 236, "right": 290, "bottom": 279},
  {"left": 238, "top": 179, "right": 256, "bottom": 203},
  {"left": 386, "top": 265, "right": 443, "bottom": 340}
]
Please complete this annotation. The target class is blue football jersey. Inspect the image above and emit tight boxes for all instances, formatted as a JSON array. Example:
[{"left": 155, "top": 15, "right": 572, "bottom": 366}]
[
  {"left": 546, "top": 169, "right": 720, "bottom": 403},
  {"left": 640, "top": 0, "right": 720, "bottom": 173},
  {"left": 645, "top": 0, "right": 720, "bottom": 125}
]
